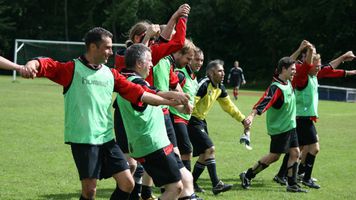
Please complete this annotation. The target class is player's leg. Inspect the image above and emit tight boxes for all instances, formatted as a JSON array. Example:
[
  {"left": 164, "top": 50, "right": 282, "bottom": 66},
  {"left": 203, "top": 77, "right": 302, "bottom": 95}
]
[
  {"left": 103, "top": 141, "right": 134, "bottom": 200},
  {"left": 297, "top": 118, "right": 320, "bottom": 188},
  {"left": 188, "top": 117, "right": 207, "bottom": 193},
  {"left": 241, "top": 130, "right": 295, "bottom": 189},
  {"left": 142, "top": 146, "right": 183, "bottom": 200},
  {"left": 71, "top": 143, "right": 102, "bottom": 199}
]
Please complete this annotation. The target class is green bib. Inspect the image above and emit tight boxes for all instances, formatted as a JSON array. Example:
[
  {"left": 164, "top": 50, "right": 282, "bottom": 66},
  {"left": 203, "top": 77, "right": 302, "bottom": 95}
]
[
  {"left": 170, "top": 67, "right": 199, "bottom": 120},
  {"left": 295, "top": 75, "right": 319, "bottom": 117},
  {"left": 266, "top": 81, "right": 296, "bottom": 135},
  {"left": 64, "top": 59, "right": 114, "bottom": 144},
  {"left": 153, "top": 56, "right": 172, "bottom": 109},
  {"left": 116, "top": 76, "right": 170, "bottom": 158}
]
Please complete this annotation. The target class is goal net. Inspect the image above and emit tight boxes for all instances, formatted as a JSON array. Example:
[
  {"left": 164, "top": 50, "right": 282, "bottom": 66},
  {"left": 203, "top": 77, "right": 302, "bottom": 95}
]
[
  {"left": 318, "top": 85, "right": 356, "bottom": 102},
  {"left": 13, "top": 39, "right": 125, "bottom": 80}
]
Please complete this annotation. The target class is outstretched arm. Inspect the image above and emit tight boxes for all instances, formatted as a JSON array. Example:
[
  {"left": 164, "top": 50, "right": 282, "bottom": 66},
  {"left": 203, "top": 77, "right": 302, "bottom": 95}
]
[
  {"left": 329, "top": 51, "right": 356, "bottom": 69},
  {"left": 345, "top": 70, "right": 356, "bottom": 77},
  {"left": 0, "top": 56, "right": 23, "bottom": 71},
  {"left": 141, "top": 91, "right": 180, "bottom": 107}
]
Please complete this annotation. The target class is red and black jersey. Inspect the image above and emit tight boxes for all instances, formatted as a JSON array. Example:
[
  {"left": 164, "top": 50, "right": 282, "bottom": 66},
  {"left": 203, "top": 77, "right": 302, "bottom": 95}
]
[
  {"left": 253, "top": 76, "right": 288, "bottom": 115},
  {"left": 114, "top": 16, "right": 187, "bottom": 73},
  {"left": 293, "top": 61, "right": 346, "bottom": 90}
]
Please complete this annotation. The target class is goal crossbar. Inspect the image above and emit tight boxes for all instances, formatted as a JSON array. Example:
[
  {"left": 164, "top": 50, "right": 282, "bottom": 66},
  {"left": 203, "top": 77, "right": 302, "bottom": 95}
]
[{"left": 13, "top": 39, "right": 125, "bottom": 81}]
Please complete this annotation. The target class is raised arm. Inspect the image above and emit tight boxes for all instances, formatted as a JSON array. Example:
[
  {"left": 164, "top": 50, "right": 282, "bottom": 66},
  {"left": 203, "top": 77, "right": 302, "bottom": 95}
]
[
  {"left": 290, "top": 40, "right": 312, "bottom": 61},
  {"left": 160, "top": 3, "right": 190, "bottom": 41}
]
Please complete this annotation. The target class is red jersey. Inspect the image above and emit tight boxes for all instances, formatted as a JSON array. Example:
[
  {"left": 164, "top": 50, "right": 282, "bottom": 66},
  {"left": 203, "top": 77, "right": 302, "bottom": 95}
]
[{"left": 114, "top": 17, "right": 187, "bottom": 72}]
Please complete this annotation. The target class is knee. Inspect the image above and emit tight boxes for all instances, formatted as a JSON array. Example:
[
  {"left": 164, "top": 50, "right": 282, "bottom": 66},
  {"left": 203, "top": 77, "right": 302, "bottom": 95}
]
[
  {"left": 181, "top": 168, "right": 193, "bottom": 184},
  {"left": 120, "top": 177, "right": 135, "bottom": 192},
  {"left": 290, "top": 149, "right": 301, "bottom": 161},
  {"left": 174, "top": 181, "right": 184, "bottom": 196},
  {"left": 115, "top": 171, "right": 135, "bottom": 192},
  {"left": 205, "top": 146, "right": 215, "bottom": 156},
  {"left": 312, "top": 146, "right": 320, "bottom": 155}
]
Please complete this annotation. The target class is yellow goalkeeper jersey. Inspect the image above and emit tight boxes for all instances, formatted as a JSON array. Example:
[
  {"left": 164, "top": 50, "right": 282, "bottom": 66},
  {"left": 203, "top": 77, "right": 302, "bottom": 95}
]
[{"left": 192, "top": 77, "right": 245, "bottom": 122}]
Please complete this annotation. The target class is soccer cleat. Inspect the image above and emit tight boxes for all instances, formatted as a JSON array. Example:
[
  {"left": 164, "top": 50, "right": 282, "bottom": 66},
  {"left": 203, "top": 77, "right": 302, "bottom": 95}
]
[
  {"left": 190, "top": 193, "right": 204, "bottom": 200},
  {"left": 302, "top": 179, "right": 320, "bottom": 189},
  {"left": 212, "top": 180, "right": 233, "bottom": 195},
  {"left": 297, "top": 173, "right": 318, "bottom": 182},
  {"left": 194, "top": 182, "right": 205, "bottom": 193},
  {"left": 286, "top": 184, "right": 308, "bottom": 193},
  {"left": 240, "top": 131, "right": 252, "bottom": 150},
  {"left": 240, "top": 135, "right": 250, "bottom": 146},
  {"left": 273, "top": 175, "right": 287, "bottom": 186},
  {"left": 239, "top": 172, "right": 251, "bottom": 189}
]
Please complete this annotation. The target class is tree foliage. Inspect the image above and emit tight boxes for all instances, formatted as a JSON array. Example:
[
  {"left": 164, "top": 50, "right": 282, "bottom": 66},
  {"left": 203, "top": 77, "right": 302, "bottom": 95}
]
[{"left": 1, "top": 0, "right": 355, "bottom": 86}]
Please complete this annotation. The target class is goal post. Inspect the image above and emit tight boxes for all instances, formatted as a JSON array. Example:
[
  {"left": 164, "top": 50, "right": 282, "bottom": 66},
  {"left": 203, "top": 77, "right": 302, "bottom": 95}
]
[{"left": 13, "top": 39, "right": 125, "bottom": 81}]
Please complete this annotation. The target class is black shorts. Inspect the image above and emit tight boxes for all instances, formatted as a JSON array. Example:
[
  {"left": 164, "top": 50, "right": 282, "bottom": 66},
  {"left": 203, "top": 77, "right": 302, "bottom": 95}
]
[
  {"left": 188, "top": 116, "right": 214, "bottom": 157},
  {"left": 230, "top": 80, "right": 241, "bottom": 88},
  {"left": 170, "top": 114, "right": 192, "bottom": 154},
  {"left": 139, "top": 145, "right": 182, "bottom": 187},
  {"left": 71, "top": 140, "right": 129, "bottom": 180},
  {"left": 270, "top": 128, "right": 299, "bottom": 154},
  {"left": 164, "top": 113, "right": 178, "bottom": 147},
  {"left": 297, "top": 117, "right": 318, "bottom": 146},
  {"left": 114, "top": 108, "right": 129, "bottom": 153}
]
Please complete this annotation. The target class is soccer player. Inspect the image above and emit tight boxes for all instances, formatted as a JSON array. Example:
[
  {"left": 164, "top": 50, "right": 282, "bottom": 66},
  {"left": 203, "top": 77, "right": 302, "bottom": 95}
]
[
  {"left": 170, "top": 47, "right": 204, "bottom": 172},
  {"left": 19, "top": 27, "right": 187, "bottom": 200},
  {"left": 239, "top": 57, "right": 307, "bottom": 193},
  {"left": 116, "top": 43, "right": 200, "bottom": 200},
  {"left": 189, "top": 59, "right": 249, "bottom": 195},
  {"left": 273, "top": 43, "right": 356, "bottom": 189},
  {"left": 227, "top": 60, "right": 246, "bottom": 100}
]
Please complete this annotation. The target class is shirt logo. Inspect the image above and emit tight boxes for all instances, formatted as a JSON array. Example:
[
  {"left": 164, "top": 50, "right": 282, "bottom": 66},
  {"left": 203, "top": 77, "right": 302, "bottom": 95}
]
[{"left": 82, "top": 77, "right": 108, "bottom": 87}]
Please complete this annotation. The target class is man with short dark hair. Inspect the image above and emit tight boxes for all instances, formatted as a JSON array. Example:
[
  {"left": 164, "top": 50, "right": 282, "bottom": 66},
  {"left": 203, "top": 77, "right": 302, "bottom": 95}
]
[
  {"left": 20, "top": 27, "right": 185, "bottom": 200},
  {"left": 239, "top": 57, "right": 307, "bottom": 193}
]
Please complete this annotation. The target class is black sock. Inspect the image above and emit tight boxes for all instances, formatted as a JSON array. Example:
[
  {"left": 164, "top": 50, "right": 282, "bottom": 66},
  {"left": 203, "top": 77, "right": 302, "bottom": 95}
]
[
  {"left": 298, "top": 163, "right": 305, "bottom": 175},
  {"left": 110, "top": 185, "right": 130, "bottom": 200},
  {"left": 287, "top": 162, "right": 298, "bottom": 186},
  {"left": 182, "top": 160, "right": 191, "bottom": 171},
  {"left": 141, "top": 185, "right": 152, "bottom": 199},
  {"left": 277, "top": 153, "right": 289, "bottom": 177},
  {"left": 206, "top": 158, "right": 219, "bottom": 187},
  {"left": 246, "top": 161, "right": 268, "bottom": 180},
  {"left": 129, "top": 183, "right": 141, "bottom": 200},
  {"left": 303, "top": 153, "right": 316, "bottom": 181},
  {"left": 192, "top": 161, "right": 205, "bottom": 183}
]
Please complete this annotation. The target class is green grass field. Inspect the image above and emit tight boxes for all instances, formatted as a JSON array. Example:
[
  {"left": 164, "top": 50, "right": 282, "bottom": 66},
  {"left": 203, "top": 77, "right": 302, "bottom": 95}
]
[{"left": 1, "top": 75, "right": 356, "bottom": 200}]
